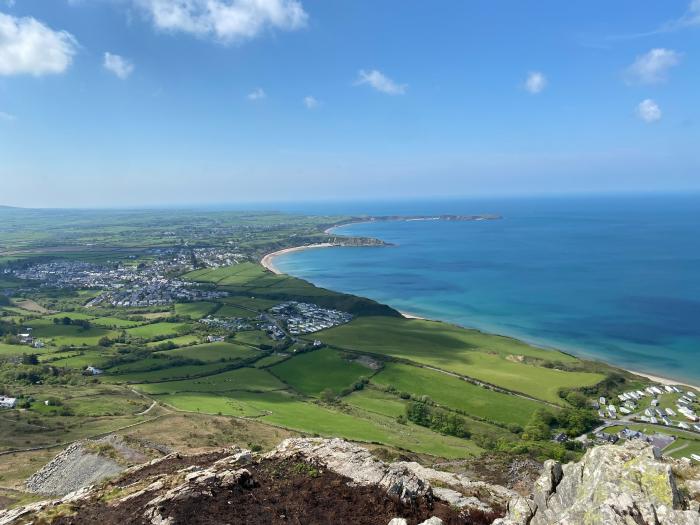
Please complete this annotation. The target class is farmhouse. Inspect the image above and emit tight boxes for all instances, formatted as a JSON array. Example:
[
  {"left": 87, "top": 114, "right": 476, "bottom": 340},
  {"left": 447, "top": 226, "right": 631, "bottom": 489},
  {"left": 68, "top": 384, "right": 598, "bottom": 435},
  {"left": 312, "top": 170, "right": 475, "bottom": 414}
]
[
  {"left": 84, "top": 366, "right": 104, "bottom": 375},
  {"left": 0, "top": 396, "right": 17, "bottom": 409}
]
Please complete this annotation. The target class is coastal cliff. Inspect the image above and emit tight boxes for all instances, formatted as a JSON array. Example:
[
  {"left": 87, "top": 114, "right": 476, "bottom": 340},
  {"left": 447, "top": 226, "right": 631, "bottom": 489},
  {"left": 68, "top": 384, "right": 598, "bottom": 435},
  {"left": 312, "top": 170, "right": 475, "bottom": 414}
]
[{"left": 3, "top": 437, "right": 700, "bottom": 524}]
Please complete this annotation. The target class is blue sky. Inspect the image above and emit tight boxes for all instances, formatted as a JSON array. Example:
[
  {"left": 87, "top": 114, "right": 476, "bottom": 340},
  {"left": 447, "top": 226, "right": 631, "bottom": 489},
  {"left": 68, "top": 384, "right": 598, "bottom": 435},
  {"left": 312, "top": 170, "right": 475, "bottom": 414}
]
[{"left": 0, "top": 0, "right": 698, "bottom": 207}]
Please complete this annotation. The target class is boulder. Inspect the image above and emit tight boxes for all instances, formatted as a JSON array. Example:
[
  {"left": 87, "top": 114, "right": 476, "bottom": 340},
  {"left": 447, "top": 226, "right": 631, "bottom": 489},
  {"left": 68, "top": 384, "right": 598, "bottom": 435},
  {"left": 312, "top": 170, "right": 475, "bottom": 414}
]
[{"left": 495, "top": 440, "right": 700, "bottom": 525}]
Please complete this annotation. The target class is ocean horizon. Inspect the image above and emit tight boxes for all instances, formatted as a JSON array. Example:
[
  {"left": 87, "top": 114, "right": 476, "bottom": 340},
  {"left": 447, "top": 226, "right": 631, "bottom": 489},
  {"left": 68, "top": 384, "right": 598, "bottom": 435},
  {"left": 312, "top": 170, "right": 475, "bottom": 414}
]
[{"left": 272, "top": 194, "right": 700, "bottom": 385}]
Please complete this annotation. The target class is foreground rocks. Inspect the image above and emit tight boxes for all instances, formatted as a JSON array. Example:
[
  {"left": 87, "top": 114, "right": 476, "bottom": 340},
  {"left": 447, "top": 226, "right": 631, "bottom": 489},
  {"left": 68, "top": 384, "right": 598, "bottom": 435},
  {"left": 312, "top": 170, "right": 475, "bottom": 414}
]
[
  {"left": 4, "top": 437, "right": 700, "bottom": 524},
  {"left": 1, "top": 438, "right": 502, "bottom": 525},
  {"left": 494, "top": 440, "right": 700, "bottom": 525}
]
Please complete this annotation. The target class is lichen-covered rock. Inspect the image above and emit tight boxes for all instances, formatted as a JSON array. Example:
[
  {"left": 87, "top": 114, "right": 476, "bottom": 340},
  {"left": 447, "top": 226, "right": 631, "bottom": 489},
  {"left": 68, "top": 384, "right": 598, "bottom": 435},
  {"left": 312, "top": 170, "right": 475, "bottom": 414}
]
[
  {"left": 268, "top": 437, "right": 431, "bottom": 503},
  {"left": 496, "top": 440, "right": 700, "bottom": 525}
]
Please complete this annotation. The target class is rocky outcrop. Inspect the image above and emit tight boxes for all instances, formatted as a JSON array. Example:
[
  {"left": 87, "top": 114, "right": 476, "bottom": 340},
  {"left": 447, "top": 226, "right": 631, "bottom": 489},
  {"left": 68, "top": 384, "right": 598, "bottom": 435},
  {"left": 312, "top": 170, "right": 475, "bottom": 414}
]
[
  {"left": 268, "top": 437, "right": 511, "bottom": 515},
  {"left": 7, "top": 437, "right": 700, "bottom": 524},
  {"left": 495, "top": 440, "right": 700, "bottom": 525}
]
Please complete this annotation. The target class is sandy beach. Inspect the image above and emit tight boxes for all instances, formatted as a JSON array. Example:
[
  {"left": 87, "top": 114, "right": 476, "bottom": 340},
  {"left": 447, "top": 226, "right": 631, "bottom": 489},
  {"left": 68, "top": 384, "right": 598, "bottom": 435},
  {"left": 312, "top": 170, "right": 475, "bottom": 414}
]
[
  {"left": 625, "top": 369, "right": 700, "bottom": 391},
  {"left": 260, "top": 244, "right": 336, "bottom": 275}
]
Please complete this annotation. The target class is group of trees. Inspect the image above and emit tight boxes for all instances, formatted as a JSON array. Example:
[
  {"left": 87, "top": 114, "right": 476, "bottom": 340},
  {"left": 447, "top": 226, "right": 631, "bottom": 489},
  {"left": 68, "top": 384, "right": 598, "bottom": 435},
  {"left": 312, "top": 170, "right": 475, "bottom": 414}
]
[
  {"left": 522, "top": 407, "right": 599, "bottom": 441},
  {"left": 52, "top": 316, "right": 91, "bottom": 330},
  {"left": 404, "top": 400, "right": 471, "bottom": 438}
]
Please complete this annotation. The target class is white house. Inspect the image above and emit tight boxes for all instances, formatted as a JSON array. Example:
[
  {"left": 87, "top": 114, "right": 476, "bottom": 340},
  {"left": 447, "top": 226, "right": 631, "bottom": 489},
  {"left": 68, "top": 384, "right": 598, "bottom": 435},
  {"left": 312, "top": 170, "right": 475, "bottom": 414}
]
[
  {"left": 0, "top": 396, "right": 17, "bottom": 409},
  {"left": 85, "top": 366, "right": 104, "bottom": 375}
]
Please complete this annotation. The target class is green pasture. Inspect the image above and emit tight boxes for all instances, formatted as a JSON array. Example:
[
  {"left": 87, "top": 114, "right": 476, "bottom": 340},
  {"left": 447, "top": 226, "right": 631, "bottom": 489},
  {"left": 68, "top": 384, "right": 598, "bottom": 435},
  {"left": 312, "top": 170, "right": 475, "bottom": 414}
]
[
  {"left": 26, "top": 319, "right": 114, "bottom": 347},
  {"left": 146, "top": 334, "right": 202, "bottom": 348},
  {"left": 103, "top": 362, "right": 231, "bottom": 383},
  {"left": 90, "top": 316, "right": 144, "bottom": 328},
  {"left": 126, "top": 322, "right": 189, "bottom": 339},
  {"left": 317, "top": 317, "right": 604, "bottom": 404},
  {"left": 270, "top": 348, "right": 373, "bottom": 396},
  {"left": 371, "top": 363, "right": 543, "bottom": 426},
  {"left": 133, "top": 367, "right": 285, "bottom": 395},
  {"left": 214, "top": 304, "right": 258, "bottom": 318},
  {"left": 155, "top": 341, "right": 258, "bottom": 363},
  {"left": 253, "top": 353, "right": 290, "bottom": 368},
  {"left": 234, "top": 330, "right": 273, "bottom": 347},
  {"left": 174, "top": 302, "right": 218, "bottom": 319}
]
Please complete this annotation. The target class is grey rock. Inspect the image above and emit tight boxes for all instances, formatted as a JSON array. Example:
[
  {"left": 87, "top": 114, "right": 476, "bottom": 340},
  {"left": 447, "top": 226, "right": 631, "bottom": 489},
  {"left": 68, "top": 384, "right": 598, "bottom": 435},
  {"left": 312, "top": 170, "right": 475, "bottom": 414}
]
[
  {"left": 418, "top": 518, "right": 443, "bottom": 525},
  {"left": 498, "top": 440, "right": 700, "bottom": 525}
]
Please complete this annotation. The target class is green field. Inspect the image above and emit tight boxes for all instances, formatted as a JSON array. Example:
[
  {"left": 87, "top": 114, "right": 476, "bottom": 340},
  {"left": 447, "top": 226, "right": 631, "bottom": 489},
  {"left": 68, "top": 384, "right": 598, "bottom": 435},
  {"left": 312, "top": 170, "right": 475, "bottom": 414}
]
[
  {"left": 146, "top": 334, "right": 202, "bottom": 348},
  {"left": 344, "top": 388, "right": 410, "bottom": 418},
  {"left": 26, "top": 319, "right": 115, "bottom": 347},
  {"left": 134, "top": 367, "right": 285, "bottom": 395},
  {"left": 161, "top": 389, "right": 480, "bottom": 458},
  {"left": 48, "top": 350, "right": 110, "bottom": 369},
  {"left": 371, "top": 363, "right": 543, "bottom": 426},
  {"left": 0, "top": 342, "right": 47, "bottom": 357},
  {"left": 271, "top": 348, "right": 373, "bottom": 396},
  {"left": 174, "top": 302, "right": 218, "bottom": 319},
  {"left": 103, "top": 362, "right": 231, "bottom": 383},
  {"left": 90, "top": 316, "right": 144, "bottom": 328},
  {"left": 214, "top": 304, "right": 259, "bottom": 318},
  {"left": 234, "top": 330, "right": 273, "bottom": 347},
  {"left": 126, "top": 322, "right": 189, "bottom": 339},
  {"left": 155, "top": 342, "right": 258, "bottom": 363},
  {"left": 317, "top": 317, "right": 604, "bottom": 403},
  {"left": 253, "top": 353, "right": 290, "bottom": 368}
]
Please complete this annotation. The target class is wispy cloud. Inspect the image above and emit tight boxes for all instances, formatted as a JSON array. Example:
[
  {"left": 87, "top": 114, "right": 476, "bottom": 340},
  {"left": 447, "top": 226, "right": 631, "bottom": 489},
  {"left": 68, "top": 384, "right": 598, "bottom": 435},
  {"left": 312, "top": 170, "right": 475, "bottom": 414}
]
[
  {"left": 103, "top": 52, "right": 134, "bottom": 79},
  {"left": 603, "top": 0, "right": 700, "bottom": 41},
  {"left": 247, "top": 87, "right": 266, "bottom": 101},
  {"left": 0, "top": 111, "right": 16, "bottom": 121},
  {"left": 524, "top": 71, "right": 547, "bottom": 94},
  {"left": 625, "top": 48, "right": 681, "bottom": 84},
  {"left": 637, "top": 99, "right": 662, "bottom": 123},
  {"left": 134, "top": 0, "right": 308, "bottom": 44},
  {"left": 355, "top": 69, "right": 406, "bottom": 95},
  {"left": 0, "top": 12, "right": 77, "bottom": 76},
  {"left": 303, "top": 95, "right": 319, "bottom": 109},
  {"left": 661, "top": 0, "right": 700, "bottom": 31}
]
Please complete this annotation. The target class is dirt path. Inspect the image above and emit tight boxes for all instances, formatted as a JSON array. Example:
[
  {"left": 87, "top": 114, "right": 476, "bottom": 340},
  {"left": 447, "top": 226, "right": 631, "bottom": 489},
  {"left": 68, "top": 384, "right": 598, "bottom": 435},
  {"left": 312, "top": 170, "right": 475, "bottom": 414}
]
[{"left": 136, "top": 401, "right": 157, "bottom": 416}]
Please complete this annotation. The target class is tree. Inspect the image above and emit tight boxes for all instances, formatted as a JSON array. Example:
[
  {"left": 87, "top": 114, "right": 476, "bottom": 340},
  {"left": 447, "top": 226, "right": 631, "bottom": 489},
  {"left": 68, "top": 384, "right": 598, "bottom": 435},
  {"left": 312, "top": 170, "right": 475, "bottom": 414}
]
[
  {"left": 565, "top": 391, "right": 588, "bottom": 408},
  {"left": 320, "top": 388, "right": 336, "bottom": 403}
]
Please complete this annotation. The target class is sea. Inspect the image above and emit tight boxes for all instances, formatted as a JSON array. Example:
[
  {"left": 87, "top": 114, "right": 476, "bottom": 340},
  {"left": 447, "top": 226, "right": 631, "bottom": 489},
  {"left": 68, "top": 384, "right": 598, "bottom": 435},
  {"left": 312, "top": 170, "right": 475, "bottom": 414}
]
[{"left": 270, "top": 194, "right": 700, "bottom": 385}]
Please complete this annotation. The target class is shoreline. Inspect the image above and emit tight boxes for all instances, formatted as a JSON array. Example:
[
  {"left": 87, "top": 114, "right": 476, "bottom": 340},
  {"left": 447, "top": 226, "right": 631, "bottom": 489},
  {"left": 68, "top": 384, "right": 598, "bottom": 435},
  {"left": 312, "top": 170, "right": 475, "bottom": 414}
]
[
  {"left": 260, "top": 244, "right": 336, "bottom": 275},
  {"left": 260, "top": 244, "right": 700, "bottom": 391}
]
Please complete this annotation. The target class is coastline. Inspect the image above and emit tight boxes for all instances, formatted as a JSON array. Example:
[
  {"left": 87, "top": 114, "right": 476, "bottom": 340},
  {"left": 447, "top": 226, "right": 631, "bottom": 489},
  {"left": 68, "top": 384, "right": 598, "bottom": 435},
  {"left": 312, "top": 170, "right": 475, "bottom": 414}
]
[
  {"left": 260, "top": 244, "right": 700, "bottom": 391},
  {"left": 260, "top": 243, "right": 336, "bottom": 275}
]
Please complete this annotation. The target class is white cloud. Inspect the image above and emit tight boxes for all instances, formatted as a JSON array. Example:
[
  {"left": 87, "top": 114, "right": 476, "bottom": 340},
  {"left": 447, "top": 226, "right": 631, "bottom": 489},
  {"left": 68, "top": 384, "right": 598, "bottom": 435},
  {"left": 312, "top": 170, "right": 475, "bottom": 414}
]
[
  {"left": 355, "top": 69, "right": 406, "bottom": 95},
  {"left": 524, "top": 71, "right": 547, "bottom": 94},
  {"left": 0, "top": 111, "right": 16, "bottom": 121},
  {"left": 135, "top": 0, "right": 308, "bottom": 43},
  {"left": 303, "top": 95, "right": 318, "bottom": 109},
  {"left": 103, "top": 52, "right": 134, "bottom": 79},
  {"left": 247, "top": 87, "right": 266, "bottom": 100},
  {"left": 637, "top": 99, "right": 662, "bottom": 123},
  {"left": 625, "top": 48, "right": 681, "bottom": 84},
  {"left": 0, "top": 12, "right": 77, "bottom": 76}
]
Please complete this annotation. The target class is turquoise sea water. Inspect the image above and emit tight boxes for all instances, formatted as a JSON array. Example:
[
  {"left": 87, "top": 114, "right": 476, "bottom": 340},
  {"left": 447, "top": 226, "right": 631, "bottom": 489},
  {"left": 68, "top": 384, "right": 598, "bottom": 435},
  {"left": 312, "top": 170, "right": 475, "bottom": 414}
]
[{"left": 272, "top": 195, "right": 700, "bottom": 384}]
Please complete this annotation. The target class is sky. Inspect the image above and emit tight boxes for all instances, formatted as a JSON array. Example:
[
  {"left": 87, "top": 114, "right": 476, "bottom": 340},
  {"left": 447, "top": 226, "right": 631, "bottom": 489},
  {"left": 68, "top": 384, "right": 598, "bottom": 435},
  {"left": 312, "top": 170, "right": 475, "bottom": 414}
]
[{"left": 0, "top": 0, "right": 699, "bottom": 208}]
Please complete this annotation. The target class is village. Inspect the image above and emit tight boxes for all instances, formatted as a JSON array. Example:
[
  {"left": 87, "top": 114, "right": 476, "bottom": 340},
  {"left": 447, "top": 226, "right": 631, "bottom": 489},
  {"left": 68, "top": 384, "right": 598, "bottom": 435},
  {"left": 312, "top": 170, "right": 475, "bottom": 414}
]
[
  {"left": 268, "top": 301, "right": 353, "bottom": 335},
  {"left": 197, "top": 301, "right": 353, "bottom": 343},
  {"left": 4, "top": 250, "right": 238, "bottom": 308},
  {"left": 589, "top": 383, "right": 700, "bottom": 462}
]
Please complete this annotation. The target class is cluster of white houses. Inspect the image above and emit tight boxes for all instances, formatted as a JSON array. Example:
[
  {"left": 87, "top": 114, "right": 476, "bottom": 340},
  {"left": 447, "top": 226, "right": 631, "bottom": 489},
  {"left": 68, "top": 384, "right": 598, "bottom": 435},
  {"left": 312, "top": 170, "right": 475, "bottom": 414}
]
[
  {"left": 595, "top": 384, "right": 700, "bottom": 433},
  {"left": 0, "top": 396, "right": 17, "bottom": 409},
  {"left": 269, "top": 301, "right": 353, "bottom": 335}
]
